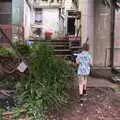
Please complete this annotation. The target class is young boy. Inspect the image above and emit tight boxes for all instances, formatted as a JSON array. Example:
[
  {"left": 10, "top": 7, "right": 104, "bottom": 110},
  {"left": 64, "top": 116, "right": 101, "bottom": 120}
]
[{"left": 76, "top": 43, "right": 92, "bottom": 98}]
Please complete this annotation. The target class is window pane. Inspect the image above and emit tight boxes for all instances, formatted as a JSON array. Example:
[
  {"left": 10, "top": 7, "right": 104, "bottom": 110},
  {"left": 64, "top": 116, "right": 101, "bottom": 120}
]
[
  {"left": 0, "top": 14, "right": 11, "bottom": 24},
  {"left": 35, "top": 9, "right": 42, "bottom": 23}
]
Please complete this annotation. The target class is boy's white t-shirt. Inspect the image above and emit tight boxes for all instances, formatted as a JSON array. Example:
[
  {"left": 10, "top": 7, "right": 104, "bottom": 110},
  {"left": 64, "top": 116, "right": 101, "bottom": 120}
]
[{"left": 76, "top": 51, "right": 92, "bottom": 75}]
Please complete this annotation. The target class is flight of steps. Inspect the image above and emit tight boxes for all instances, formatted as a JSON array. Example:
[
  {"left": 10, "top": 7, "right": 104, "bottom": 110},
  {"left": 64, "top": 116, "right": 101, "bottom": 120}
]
[
  {"left": 48, "top": 39, "right": 71, "bottom": 59},
  {"left": 47, "top": 39, "right": 81, "bottom": 59},
  {"left": 29, "top": 39, "right": 81, "bottom": 59}
]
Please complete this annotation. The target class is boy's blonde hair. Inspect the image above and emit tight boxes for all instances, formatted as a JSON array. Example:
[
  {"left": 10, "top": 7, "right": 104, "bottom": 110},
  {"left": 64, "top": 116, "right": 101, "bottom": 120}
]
[{"left": 82, "top": 43, "right": 89, "bottom": 51}]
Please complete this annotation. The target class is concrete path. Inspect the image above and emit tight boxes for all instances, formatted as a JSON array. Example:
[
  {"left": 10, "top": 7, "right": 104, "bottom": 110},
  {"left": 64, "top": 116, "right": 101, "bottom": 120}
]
[
  {"left": 52, "top": 76, "right": 120, "bottom": 120},
  {"left": 88, "top": 77, "right": 117, "bottom": 88},
  {"left": 74, "top": 76, "right": 118, "bottom": 90}
]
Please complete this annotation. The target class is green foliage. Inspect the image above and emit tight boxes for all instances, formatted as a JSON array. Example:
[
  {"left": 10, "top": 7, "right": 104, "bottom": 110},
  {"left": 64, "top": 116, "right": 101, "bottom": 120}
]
[
  {"left": 0, "top": 47, "right": 16, "bottom": 56},
  {"left": 17, "top": 43, "right": 74, "bottom": 119},
  {"left": 0, "top": 108, "right": 5, "bottom": 120},
  {"left": 0, "top": 76, "right": 16, "bottom": 90},
  {"left": 13, "top": 41, "right": 31, "bottom": 57},
  {"left": 0, "top": 42, "right": 74, "bottom": 119},
  {"left": 10, "top": 107, "right": 27, "bottom": 119}
]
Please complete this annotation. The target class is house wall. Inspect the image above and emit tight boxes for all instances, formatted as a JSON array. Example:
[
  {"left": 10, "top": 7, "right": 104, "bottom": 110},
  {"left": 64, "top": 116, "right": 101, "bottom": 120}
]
[
  {"left": 78, "top": 0, "right": 88, "bottom": 44},
  {"left": 31, "top": 10, "right": 35, "bottom": 25},
  {"left": 87, "top": 0, "right": 94, "bottom": 59},
  {"left": 34, "top": 0, "right": 62, "bottom": 8},
  {"left": 12, "top": 0, "right": 23, "bottom": 25},
  {"left": 78, "top": 0, "right": 112, "bottom": 67},
  {"left": 32, "top": 0, "right": 78, "bottom": 39},
  {"left": 33, "top": 0, "right": 63, "bottom": 39},
  {"left": 59, "top": 16, "right": 65, "bottom": 36},
  {"left": 94, "top": 0, "right": 111, "bottom": 67},
  {"left": 12, "top": 0, "right": 24, "bottom": 41},
  {"left": 114, "top": 10, "right": 120, "bottom": 66},
  {"left": 64, "top": 0, "right": 76, "bottom": 10},
  {"left": 12, "top": 0, "right": 31, "bottom": 40},
  {"left": 78, "top": 0, "right": 94, "bottom": 58},
  {"left": 23, "top": 0, "right": 31, "bottom": 40},
  {"left": 42, "top": 8, "right": 60, "bottom": 38}
]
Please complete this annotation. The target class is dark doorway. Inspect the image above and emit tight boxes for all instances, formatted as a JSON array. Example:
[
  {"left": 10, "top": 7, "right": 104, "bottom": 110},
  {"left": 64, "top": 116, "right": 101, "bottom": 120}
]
[
  {"left": 0, "top": 0, "right": 12, "bottom": 24},
  {"left": 67, "top": 18, "right": 75, "bottom": 35}
]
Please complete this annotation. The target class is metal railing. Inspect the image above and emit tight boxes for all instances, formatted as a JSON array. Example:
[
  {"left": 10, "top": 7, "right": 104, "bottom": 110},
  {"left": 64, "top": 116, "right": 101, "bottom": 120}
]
[{"left": 34, "top": 0, "right": 62, "bottom": 8}]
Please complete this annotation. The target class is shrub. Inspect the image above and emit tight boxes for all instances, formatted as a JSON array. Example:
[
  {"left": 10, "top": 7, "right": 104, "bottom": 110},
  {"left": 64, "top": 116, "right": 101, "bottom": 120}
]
[
  {"left": 13, "top": 41, "right": 31, "bottom": 57},
  {"left": 18, "top": 43, "right": 74, "bottom": 119},
  {"left": 0, "top": 108, "right": 5, "bottom": 120},
  {"left": 0, "top": 47, "right": 16, "bottom": 56},
  {"left": 0, "top": 42, "right": 74, "bottom": 120}
]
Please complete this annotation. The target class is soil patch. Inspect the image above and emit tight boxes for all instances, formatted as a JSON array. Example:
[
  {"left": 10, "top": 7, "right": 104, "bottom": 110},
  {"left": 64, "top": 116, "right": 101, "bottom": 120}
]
[{"left": 51, "top": 87, "right": 120, "bottom": 120}]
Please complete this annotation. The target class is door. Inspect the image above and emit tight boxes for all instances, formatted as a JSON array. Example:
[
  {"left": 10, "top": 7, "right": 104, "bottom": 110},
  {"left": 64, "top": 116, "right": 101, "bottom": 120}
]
[{"left": 67, "top": 18, "right": 75, "bottom": 35}]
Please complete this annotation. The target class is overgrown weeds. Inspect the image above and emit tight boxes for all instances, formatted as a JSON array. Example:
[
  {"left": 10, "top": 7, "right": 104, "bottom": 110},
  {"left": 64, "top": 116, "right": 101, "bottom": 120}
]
[
  {"left": 0, "top": 41, "right": 75, "bottom": 120},
  {"left": 0, "top": 47, "right": 16, "bottom": 56}
]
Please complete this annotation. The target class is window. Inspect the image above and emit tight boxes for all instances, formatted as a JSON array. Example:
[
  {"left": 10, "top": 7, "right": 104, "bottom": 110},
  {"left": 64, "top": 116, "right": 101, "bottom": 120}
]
[
  {"left": 0, "top": 0, "right": 12, "bottom": 24},
  {"left": 35, "top": 8, "right": 42, "bottom": 24}
]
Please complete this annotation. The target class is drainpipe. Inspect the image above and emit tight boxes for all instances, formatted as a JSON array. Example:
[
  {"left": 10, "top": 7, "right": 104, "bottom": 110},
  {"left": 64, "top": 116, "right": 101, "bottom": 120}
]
[{"left": 110, "top": 1, "right": 115, "bottom": 70}]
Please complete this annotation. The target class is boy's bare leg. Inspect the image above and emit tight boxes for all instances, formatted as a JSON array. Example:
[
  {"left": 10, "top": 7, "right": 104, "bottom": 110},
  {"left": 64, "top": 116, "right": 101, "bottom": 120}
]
[
  {"left": 83, "top": 76, "right": 88, "bottom": 95},
  {"left": 78, "top": 76, "right": 84, "bottom": 95}
]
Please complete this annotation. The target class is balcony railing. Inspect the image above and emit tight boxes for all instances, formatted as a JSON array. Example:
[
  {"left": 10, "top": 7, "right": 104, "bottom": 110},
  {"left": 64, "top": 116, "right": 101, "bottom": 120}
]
[{"left": 33, "top": 0, "right": 62, "bottom": 8}]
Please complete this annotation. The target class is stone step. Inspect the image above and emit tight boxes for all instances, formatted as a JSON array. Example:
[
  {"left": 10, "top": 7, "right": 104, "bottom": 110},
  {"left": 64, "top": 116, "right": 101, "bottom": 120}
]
[
  {"left": 55, "top": 54, "right": 71, "bottom": 57},
  {"left": 112, "top": 75, "right": 120, "bottom": 83},
  {"left": 55, "top": 54, "right": 71, "bottom": 60},
  {"left": 50, "top": 44, "right": 69, "bottom": 49},
  {"left": 48, "top": 42, "right": 69, "bottom": 45},
  {"left": 45, "top": 40, "right": 70, "bottom": 57},
  {"left": 55, "top": 49, "right": 71, "bottom": 52},
  {"left": 112, "top": 67, "right": 120, "bottom": 73},
  {"left": 41, "top": 40, "right": 80, "bottom": 58},
  {"left": 55, "top": 49, "right": 71, "bottom": 55},
  {"left": 48, "top": 39, "right": 69, "bottom": 42},
  {"left": 70, "top": 46, "right": 81, "bottom": 49}
]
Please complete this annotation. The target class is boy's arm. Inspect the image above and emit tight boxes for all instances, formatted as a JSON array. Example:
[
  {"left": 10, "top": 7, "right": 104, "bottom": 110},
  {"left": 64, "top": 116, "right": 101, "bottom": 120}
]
[
  {"left": 76, "top": 55, "right": 80, "bottom": 64},
  {"left": 89, "top": 55, "right": 93, "bottom": 66}
]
